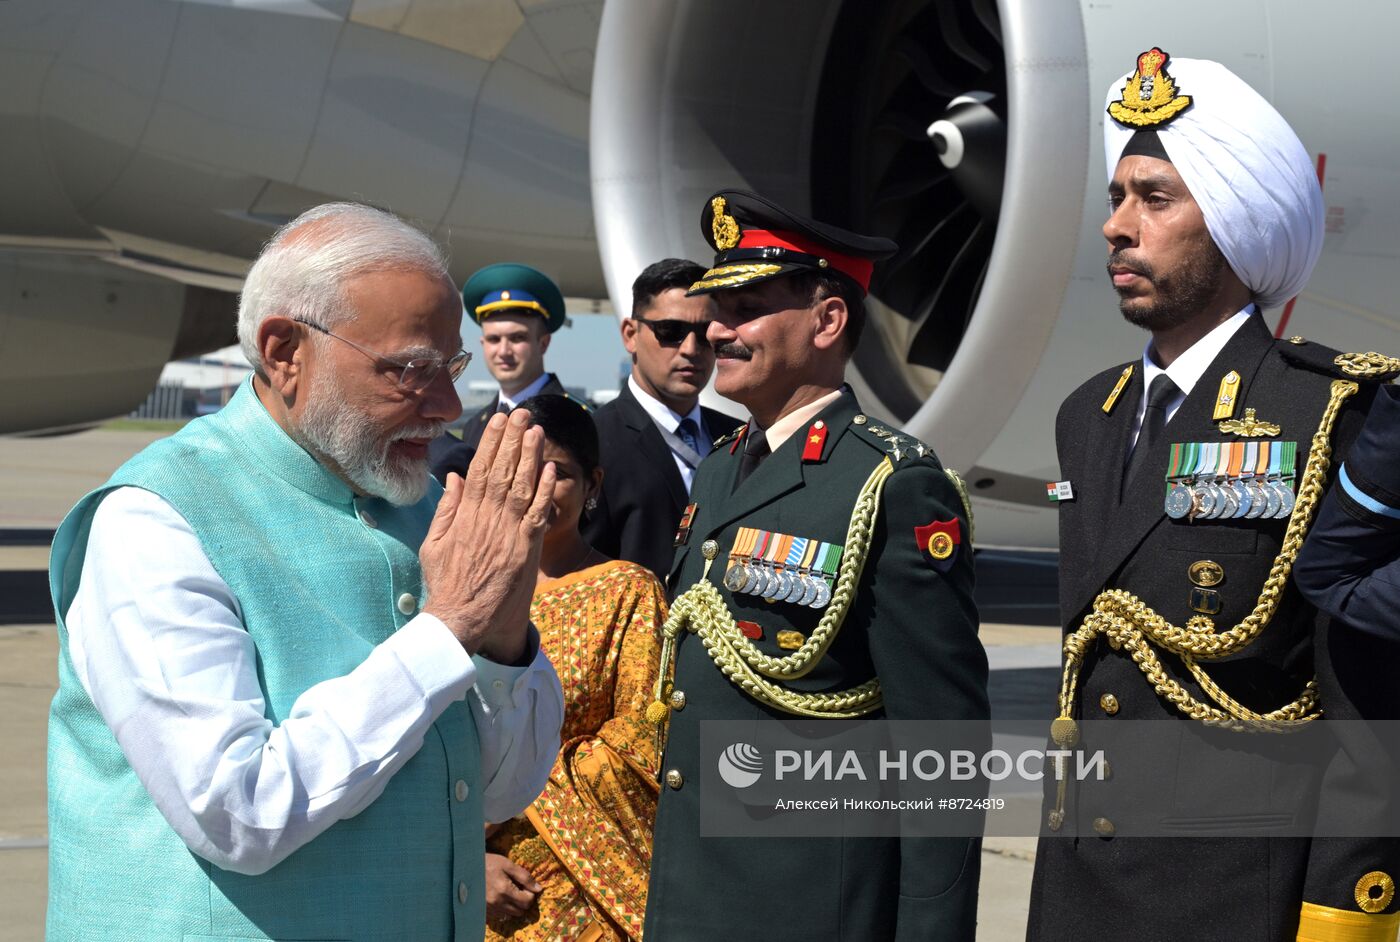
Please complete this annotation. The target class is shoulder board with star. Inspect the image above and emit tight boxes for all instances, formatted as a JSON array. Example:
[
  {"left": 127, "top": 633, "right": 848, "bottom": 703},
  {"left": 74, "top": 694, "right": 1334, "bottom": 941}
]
[
  {"left": 847, "top": 415, "right": 940, "bottom": 466},
  {"left": 714, "top": 424, "right": 745, "bottom": 448},
  {"left": 1277, "top": 336, "right": 1400, "bottom": 382}
]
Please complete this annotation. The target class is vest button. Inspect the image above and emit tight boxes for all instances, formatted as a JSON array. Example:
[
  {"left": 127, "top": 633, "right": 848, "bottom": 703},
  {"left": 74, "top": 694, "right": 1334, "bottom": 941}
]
[
  {"left": 457, "top": 881, "right": 468, "bottom": 905},
  {"left": 359, "top": 510, "right": 378, "bottom": 528},
  {"left": 665, "top": 769, "right": 684, "bottom": 790},
  {"left": 455, "top": 779, "right": 468, "bottom": 802},
  {"left": 397, "top": 593, "right": 417, "bottom": 615}
]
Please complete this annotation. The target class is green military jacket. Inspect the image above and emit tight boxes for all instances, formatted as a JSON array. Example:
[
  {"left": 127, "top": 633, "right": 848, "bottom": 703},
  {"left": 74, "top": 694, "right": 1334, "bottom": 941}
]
[{"left": 642, "top": 388, "right": 989, "bottom": 941}]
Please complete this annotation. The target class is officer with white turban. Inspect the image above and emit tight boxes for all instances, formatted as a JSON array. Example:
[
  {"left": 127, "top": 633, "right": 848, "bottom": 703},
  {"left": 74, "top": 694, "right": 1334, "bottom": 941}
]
[{"left": 1029, "top": 49, "right": 1400, "bottom": 941}]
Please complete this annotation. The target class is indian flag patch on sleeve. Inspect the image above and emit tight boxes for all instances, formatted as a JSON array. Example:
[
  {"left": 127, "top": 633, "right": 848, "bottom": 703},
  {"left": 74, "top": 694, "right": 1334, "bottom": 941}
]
[{"left": 1046, "top": 481, "right": 1074, "bottom": 502}]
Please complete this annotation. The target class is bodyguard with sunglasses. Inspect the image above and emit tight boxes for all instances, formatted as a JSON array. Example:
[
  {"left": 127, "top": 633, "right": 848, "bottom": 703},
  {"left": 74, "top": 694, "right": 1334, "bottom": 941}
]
[
  {"left": 582, "top": 258, "right": 742, "bottom": 579},
  {"left": 45, "top": 203, "right": 564, "bottom": 941}
]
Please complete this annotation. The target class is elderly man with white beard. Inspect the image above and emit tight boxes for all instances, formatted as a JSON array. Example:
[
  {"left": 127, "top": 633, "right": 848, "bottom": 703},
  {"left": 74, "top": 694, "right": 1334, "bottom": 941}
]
[{"left": 45, "top": 202, "right": 565, "bottom": 942}]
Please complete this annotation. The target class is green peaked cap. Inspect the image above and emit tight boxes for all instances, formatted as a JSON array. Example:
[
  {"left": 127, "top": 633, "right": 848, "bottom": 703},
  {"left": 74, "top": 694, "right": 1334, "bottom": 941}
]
[{"left": 462, "top": 262, "right": 566, "bottom": 333}]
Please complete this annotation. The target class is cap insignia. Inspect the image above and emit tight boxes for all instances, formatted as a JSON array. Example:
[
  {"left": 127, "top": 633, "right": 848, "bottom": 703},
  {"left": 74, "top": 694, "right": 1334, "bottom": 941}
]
[
  {"left": 689, "top": 263, "right": 782, "bottom": 292},
  {"left": 711, "top": 196, "right": 741, "bottom": 251},
  {"left": 1108, "top": 47, "right": 1192, "bottom": 129}
]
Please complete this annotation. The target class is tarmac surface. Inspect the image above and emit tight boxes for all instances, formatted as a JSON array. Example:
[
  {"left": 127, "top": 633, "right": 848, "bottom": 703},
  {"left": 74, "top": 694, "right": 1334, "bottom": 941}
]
[{"left": 0, "top": 427, "right": 1057, "bottom": 940}]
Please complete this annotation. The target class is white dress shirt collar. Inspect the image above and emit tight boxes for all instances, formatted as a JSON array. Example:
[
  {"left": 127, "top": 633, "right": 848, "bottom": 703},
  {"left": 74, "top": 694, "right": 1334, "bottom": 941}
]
[
  {"left": 1134, "top": 306, "right": 1256, "bottom": 436},
  {"left": 499, "top": 372, "right": 552, "bottom": 410},
  {"left": 628, "top": 374, "right": 704, "bottom": 437}
]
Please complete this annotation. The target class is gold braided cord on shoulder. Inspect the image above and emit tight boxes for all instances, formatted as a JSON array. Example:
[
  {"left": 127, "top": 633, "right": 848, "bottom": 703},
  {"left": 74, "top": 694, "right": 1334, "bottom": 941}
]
[
  {"left": 666, "top": 581, "right": 883, "bottom": 718},
  {"left": 1335, "top": 351, "right": 1400, "bottom": 379},
  {"left": 1057, "top": 379, "right": 1359, "bottom": 733},
  {"left": 648, "top": 458, "right": 895, "bottom": 720},
  {"left": 944, "top": 468, "right": 975, "bottom": 545}
]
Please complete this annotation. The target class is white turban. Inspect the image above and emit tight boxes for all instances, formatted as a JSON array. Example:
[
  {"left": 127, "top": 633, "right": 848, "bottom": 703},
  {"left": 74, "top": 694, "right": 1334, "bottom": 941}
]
[{"left": 1103, "top": 56, "right": 1324, "bottom": 310}]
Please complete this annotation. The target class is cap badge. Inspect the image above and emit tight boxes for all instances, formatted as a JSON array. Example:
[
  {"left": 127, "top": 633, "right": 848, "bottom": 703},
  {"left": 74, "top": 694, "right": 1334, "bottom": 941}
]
[
  {"left": 1108, "top": 47, "right": 1192, "bottom": 129},
  {"left": 711, "top": 196, "right": 741, "bottom": 250}
]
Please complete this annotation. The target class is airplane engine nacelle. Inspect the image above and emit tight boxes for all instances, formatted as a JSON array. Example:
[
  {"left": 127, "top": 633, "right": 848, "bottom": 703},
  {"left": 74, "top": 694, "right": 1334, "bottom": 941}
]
[{"left": 591, "top": 0, "right": 1091, "bottom": 547}]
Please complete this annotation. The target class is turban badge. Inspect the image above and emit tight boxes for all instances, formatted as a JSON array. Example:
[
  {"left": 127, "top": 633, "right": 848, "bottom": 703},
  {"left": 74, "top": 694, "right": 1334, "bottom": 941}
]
[{"left": 1109, "top": 47, "right": 1193, "bottom": 128}]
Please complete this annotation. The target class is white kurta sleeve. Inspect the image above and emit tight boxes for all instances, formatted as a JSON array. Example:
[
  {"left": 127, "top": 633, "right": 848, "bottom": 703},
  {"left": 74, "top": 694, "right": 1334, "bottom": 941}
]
[
  {"left": 65, "top": 486, "right": 479, "bottom": 876},
  {"left": 471, "top": 632, "right": 564, "bottom": 823}
]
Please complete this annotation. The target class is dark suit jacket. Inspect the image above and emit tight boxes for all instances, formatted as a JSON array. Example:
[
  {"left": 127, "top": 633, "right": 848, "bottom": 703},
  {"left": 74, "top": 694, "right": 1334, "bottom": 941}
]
[
  {"left": 644, "top": 389, "right": 988, "bottom": 941},
  {"left": 428, "top": 373, "right": 566, "bottom": 485},
  {"left": 1028, "top": 314, "right": 1399, "bottom": 940},
  {"left": 581, "top": 383, "right": 741, "bottom": 579}
]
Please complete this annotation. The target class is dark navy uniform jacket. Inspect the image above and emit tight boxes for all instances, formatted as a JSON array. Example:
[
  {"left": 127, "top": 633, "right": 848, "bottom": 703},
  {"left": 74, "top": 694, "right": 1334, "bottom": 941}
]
[{"left": 1029, "top": 315, "right": 1400, "bottom": 941}]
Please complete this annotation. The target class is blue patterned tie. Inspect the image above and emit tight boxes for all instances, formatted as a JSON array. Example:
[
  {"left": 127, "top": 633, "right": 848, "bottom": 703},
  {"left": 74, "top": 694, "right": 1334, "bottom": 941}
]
[{"left": 677, "top": 417, "right": 701, "bottom": 455}]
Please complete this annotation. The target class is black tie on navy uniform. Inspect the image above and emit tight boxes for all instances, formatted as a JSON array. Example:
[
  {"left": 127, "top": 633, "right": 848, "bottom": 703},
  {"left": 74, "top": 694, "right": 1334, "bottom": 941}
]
[
  {"left": 733, "top": 428, "right": 769, "bottom": 491},
  {"left": 1123, "top": 373, "right": 1179, "bottom": 495}
]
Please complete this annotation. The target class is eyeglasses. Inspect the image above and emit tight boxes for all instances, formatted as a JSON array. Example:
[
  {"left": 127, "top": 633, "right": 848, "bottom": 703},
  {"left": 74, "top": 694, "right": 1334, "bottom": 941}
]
[
  {"left": 634, "top": 317, "right": 712, "bottom": 347},
  {"left": 293, "top": 318, "right": 470, "bottom": 391}
]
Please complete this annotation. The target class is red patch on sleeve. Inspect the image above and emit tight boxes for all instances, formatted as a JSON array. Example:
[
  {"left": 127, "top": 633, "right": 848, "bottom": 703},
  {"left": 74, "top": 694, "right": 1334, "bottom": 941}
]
[{"left": 913, "top": 518, "right": 961, "bottom": 571}]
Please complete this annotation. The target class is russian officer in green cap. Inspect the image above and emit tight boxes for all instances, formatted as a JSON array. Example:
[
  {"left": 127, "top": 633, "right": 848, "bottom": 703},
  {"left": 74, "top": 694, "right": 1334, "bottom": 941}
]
[
  {"left": 642, "top": 190, "right": 989, "bottom": 941},
  {"left": 429, "top": 263, "right": 569, "bottom": 482}
]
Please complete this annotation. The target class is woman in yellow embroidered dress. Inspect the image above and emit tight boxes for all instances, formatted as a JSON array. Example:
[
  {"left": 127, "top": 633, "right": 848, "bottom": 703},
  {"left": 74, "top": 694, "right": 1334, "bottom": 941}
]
[{"left": 485, "top": 395, "right": 666, "bottom": 941}]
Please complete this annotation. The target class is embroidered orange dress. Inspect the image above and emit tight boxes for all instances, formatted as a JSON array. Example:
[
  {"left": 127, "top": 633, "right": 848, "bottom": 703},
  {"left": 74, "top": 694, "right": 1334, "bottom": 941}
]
[{"left": 486, "top": 559, "right": 667, "bottom": 941}]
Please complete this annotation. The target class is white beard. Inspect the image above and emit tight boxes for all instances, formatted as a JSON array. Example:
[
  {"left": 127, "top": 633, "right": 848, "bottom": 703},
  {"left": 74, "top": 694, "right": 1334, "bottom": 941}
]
[{"left": 299, "top": 378, "right": 443, "bottom": 506}]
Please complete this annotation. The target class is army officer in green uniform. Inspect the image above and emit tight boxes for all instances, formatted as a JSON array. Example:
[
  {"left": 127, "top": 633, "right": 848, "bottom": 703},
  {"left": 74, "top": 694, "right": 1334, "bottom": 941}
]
[{"left": 641, "top": 190, "right": 989, "bottom": 941}]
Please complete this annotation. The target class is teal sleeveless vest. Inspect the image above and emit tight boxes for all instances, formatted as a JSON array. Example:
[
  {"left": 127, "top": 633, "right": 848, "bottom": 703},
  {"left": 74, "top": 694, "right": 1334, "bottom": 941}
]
[{"left": 47, "top": 380, "right": 484, "bottom": 941}]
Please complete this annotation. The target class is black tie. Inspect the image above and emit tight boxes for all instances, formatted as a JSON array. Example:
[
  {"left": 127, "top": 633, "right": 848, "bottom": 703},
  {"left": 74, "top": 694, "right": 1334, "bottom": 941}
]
[
  {"left": 733, "top": 428, "right": 769, "bottom": 491},
  {"left": 1124, "top": 374, "right": 1179, "bottom": 491}
]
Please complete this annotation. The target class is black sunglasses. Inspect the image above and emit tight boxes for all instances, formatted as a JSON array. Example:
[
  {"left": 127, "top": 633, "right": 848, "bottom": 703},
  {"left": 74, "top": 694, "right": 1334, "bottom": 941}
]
[{"left": 634, "top": 317, "right": 712, "bottom": 347}]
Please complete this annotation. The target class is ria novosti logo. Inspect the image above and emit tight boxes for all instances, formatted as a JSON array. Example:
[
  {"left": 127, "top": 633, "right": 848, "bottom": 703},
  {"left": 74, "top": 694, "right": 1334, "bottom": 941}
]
[{"left": 717, "top": 743, "right": 764, "bottom": 788}]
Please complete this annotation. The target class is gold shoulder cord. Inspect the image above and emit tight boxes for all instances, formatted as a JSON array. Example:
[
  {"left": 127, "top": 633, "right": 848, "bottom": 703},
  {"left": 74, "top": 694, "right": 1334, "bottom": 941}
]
[
  {"left": 647, "top": 457, "right": 896, "bottom": 727},
  {"left": 1055, "top": 378, "right": 1359, "bottom": 739}
]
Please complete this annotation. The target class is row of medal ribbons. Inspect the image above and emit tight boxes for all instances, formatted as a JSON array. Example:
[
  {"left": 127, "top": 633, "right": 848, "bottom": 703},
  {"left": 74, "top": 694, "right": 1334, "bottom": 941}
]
[
  {"left": 723, "top": 526, "right": 845, "bottom": 609},
  {"left": 1163, "top": 440, "right": 1297, "bottom": 521}
]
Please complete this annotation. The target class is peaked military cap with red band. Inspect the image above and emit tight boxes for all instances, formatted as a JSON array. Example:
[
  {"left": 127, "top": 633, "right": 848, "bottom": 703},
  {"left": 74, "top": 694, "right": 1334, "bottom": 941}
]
[{"left": 687, "top": 189, "right": 898, "bottom": 297}]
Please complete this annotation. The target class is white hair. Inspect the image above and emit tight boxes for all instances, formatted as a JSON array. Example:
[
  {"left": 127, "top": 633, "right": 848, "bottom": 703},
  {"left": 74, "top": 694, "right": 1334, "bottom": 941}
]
[{"left": 237, "top": 202, "right": 451, "bottom": 371}]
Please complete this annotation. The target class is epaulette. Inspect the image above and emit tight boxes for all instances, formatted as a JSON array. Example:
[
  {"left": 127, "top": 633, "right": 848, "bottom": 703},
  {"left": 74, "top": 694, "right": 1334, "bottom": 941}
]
[
  {"left": 714, "top": 424, "right": 745, "bottom": 449},
  {"left": 1277, "top": 336, "right": 1400, "bottom": 383},
  {"left": 848, "top": 415, "right": 973, "bottom": 538},
  {"left": 847, "top": 414, "right": 937, "bottom": 465}
]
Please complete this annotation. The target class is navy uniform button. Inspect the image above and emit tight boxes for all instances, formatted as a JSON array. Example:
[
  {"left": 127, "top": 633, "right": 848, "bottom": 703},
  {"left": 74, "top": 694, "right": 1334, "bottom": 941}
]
[
  {"left": 1093, "top": 817, "right": 1116, "bottom": 837},
  {"left": 397, "top": 593, "right": 417, "bottom": 615},
  {"left": 669, "top": 690, "right": 686, "bottom": 711},
  {"left": 1099, "top": 693, "right": 1120, "bottom": 716},
  {"left": 665, "top": 769, "right": 684, "bottom": 790}
]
